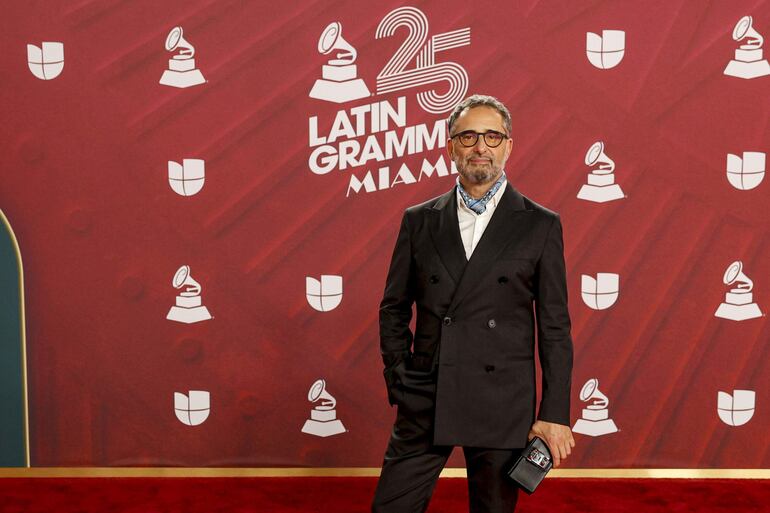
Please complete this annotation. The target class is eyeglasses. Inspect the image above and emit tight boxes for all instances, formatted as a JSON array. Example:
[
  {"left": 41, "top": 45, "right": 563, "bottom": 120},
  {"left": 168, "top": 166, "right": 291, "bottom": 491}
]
[{"left": 451, "top": 130, "right": 508, "bottom": 148}]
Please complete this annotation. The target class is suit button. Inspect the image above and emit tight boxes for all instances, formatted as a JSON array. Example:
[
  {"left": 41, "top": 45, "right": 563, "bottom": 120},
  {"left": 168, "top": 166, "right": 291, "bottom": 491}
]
[
  {"left": 498, "top": 276, "right": 508, "bottom": 284},
  {"left": 443, "top": 316, "right": 452, "bottom": 326},
  {"left": 485, "top": 365, "right": 495, "bottom": 373},
  {"left": 487, "top": 319, "right": 496, "bottom": 328},
  {"left": 429, "top": 275, "right": 439, "bottom": 284}
]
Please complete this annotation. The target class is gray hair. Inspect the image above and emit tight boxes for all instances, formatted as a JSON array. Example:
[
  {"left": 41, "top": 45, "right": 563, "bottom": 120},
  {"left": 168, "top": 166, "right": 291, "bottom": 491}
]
[{"left": 446, "top": 94, "right": 512, "bottom": 136}]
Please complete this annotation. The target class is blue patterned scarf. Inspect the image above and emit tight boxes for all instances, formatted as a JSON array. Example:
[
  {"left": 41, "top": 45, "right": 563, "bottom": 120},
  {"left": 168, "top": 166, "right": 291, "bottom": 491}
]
[{"left": 456, "top": 172, "right": 506, "bottom": 214}]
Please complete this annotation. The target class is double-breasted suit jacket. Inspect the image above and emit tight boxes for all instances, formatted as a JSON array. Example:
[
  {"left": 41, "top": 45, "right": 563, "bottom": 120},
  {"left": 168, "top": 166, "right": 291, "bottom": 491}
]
[{"left": 379, "top": 182, "right": 573, "bottom": 449}]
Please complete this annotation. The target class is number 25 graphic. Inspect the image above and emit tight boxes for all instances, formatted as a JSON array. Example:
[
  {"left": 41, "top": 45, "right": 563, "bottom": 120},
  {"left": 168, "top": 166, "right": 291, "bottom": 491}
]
[{"left": 375, "top": 7, "right": 471, "bottom": 114}]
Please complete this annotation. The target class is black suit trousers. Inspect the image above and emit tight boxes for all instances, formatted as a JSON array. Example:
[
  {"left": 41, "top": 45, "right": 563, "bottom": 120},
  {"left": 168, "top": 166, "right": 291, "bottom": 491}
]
[{"left": 371, "top": 362, "right": 520, "bottom": 513}]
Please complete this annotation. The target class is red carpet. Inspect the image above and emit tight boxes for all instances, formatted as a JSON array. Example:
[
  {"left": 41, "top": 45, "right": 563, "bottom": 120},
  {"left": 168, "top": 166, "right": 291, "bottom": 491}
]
[{"left": 0, "top": 478, "right": 766, "bottom": 512}]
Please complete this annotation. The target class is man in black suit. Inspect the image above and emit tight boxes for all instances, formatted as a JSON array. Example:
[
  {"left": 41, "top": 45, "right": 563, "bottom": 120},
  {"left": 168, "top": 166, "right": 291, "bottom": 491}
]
[{"left": 372, "top": 95, "right": 575, "bottom": 513}]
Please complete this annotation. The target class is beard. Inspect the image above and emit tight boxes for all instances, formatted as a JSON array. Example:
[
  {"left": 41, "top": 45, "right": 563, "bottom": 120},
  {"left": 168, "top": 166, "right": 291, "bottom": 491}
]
[{"left": 454, "top": 156, "right": 502, "bottom": 185}]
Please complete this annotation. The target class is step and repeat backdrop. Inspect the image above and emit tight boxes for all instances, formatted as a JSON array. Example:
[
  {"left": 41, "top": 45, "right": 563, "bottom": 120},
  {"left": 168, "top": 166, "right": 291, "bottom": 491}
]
[{"left": 1, "top": 0, "right": 769, "bottom": 469}]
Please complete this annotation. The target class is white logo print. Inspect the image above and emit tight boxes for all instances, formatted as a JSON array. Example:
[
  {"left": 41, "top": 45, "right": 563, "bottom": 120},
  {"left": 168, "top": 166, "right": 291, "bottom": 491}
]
[
  {"left": 724, "top": 16, "right": 770, "bottom": 79},
  {"left": 159, "top": 26, "right": 206, "bottom": 88},
  {"left": 306, "top": 275, "right": 343, "bottom": 312},
  {"left": 301, "top": 379, "right": 346, "bottom": 437},
  {"left": 572, "top": 378, "right": 619, "bottom": 437},
  {"left": 726, "top": 152, "right": 765, "bottom": 190},
  {"left": 168, "top": 159, "right": 205, "bottom": 196},
  {"left": 578, "top": 141, "right": 624, "bottom": 203},
  {"left": 27, "top": 42, "right": 64, "bottom": 80},
  {"left": 309, "top": 22, "right": 371, "bottom": 103},
  {"left": 714, "top": 261, "right": 763, "bottom": 321},
  {"left": 581, "top": 273, "right": 620, "bottom": 310},
  {"left": 717, "top": 389, "right": 755, "bottom": 426},
  {"left": 174, "top": 390, "right": 210, "bottom": 426},
  {"left": 167, "top": 265, "right": 212, "bottom": 323},
  {"left": 375, "top": 7, "right": 471, "bottom": 113},
  {"left": 586, "top": 30, "right": 625, "bottom": 69}
]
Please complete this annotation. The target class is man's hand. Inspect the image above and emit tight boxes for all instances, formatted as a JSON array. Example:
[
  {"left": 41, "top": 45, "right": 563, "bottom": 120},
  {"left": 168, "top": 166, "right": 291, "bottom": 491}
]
[{"left": 528, "top": 420, "right": 575, "bottom": 468}]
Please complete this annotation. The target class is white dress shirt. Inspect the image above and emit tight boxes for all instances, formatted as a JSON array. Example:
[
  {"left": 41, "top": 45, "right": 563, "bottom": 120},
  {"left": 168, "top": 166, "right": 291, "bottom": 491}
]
[{"left": 456, "top": 178, "right": 507, "bottom": 260}]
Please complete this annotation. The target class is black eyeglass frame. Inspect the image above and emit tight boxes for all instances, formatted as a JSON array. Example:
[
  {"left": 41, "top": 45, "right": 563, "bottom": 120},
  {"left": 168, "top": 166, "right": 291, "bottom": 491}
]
[{"left": 450, "top": 130, "right": 510, "bottom": 148}]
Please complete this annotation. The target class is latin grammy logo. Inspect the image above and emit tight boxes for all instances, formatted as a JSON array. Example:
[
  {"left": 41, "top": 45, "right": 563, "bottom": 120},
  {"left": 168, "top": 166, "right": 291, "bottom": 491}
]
[
  {"left": 581, "top": 273, "right": 620, "bottom": 310},
  {"left": 306, "top": 275, "right": 343, "bottom": 312},
  {"left": 309, "top": 21, "right": 370, "bottom": 103},
  {"left": 586, "top": 30, "right": 625, "bottom": 69},
  {"left": 301, "top": 379, "right": 346, "bottom": 437},
  {"left": 27, "top": 42, "right": 64, "bottom": 80},
  {"left": 572, "top": 378, "right": 618, "bottom": 437},
  {"left": 717, "top": 389, "right": 755, "bottom": 427},
  {"left": 578, "top": 141, "right": 624, "bottom": 203},
  {"left": 168, "top": 159, "right": 205, "bottom": 196},
  {"left": 174, "top": 390, "right": 210, "bottom": 426},
  {"left": 159, "top": 26, "right": 206, "bottom": 88},
  {"left": 726, "top": 151, "right": 765, "bottom": 190},
  {"left": 166, "top": 265, "right": 212, "bottom": 324},
  {"left": 724, "top": 16, "right": 770, "bottom": 79},
  {"left": 714, "top": 260, "right": 763, "bottom": 321}
]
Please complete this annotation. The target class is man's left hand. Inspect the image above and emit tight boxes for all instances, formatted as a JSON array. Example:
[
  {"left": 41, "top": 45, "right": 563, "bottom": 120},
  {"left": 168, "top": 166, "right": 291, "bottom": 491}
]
[{"left": 528, "top": 420, "right": 575, "bottom": 468}]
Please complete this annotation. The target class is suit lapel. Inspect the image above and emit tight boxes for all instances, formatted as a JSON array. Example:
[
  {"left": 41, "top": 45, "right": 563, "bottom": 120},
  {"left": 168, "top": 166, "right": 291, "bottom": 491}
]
[
  {"left": 448, "top": 182, "right": 532, "bottom": 312},
  {"left": 428, "top": 188, "right": 467, "bottom": 285}
]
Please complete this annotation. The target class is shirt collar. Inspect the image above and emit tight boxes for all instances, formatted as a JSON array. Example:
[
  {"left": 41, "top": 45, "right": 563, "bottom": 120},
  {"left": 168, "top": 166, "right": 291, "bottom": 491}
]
[{"left": 456, "top": 175, "right": 508, "bottom": 215}]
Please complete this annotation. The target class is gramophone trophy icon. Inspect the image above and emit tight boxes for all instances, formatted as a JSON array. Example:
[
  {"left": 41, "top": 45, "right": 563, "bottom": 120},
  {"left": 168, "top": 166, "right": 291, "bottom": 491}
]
[
  {"left": 714, "top": 260, "right": 763, "bottom": 321},
  {"left": 301, "top": 379, "right": 346, "bottom": 437},
  {"left": 309, "top": 22, "right": 370, "bottom": 103},
  {"left": 577, "top": 141, "right": 624, "bottom": 203},
  {"left": 166, "top": 265, "right": 212, "bottom": 324},
  {"left": 572, "top": 378, "right": 618, "bottom": 437},
  {"left": 159, "top": 26, "right": 206, "bottom": 88},
  {"left": 724, "top": 16, "right": 770, "bottom": 79}
]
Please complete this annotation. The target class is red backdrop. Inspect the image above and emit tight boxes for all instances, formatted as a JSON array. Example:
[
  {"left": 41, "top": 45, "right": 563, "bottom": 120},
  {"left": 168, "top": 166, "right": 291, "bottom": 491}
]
[{"left": 1, "top": 0, "right": 769, "bottom": 468}]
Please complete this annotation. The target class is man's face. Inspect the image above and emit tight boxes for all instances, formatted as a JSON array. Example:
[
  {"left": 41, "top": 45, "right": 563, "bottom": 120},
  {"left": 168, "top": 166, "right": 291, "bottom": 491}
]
[{"left": 447, "top": 106, "right": 513, "bottom": 185}]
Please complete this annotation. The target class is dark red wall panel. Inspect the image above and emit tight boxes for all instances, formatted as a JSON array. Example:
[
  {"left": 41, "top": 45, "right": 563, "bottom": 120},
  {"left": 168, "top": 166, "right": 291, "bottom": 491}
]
[{"left": 1, "top": 0, "right": 769, "bottom": 467}]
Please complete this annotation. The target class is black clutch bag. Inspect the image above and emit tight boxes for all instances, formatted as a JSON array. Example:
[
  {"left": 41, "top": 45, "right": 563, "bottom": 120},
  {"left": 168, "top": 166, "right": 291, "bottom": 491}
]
[{"left": 505, "top": 437, "right": 553, "bottom": 494}]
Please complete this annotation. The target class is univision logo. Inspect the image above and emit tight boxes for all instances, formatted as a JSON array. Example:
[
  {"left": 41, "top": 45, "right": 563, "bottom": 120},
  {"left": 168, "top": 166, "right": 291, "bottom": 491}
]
[
  {"left": 306, "top": 275, "right": 343, "bottom": 312},
  {"left": 726, "top": 152, "right": 765, "bottom": 190},
  {"left": 168, "top": 159, "right": 205, "bottom": 196},
  {"left": 174, "top": 390, "right": 210, "bottom": 426},
  {"left": 27, "top": 42, "right": 64, "bottom": 80},
  {"left": 586, "top": 30, "right": 625, "bottom": 69},
  {"left": 717, "top": 389, "right": 755, "bottom": 426},
  {"left": 581, "top": 273, "right": 620, "bottom": 310}
]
